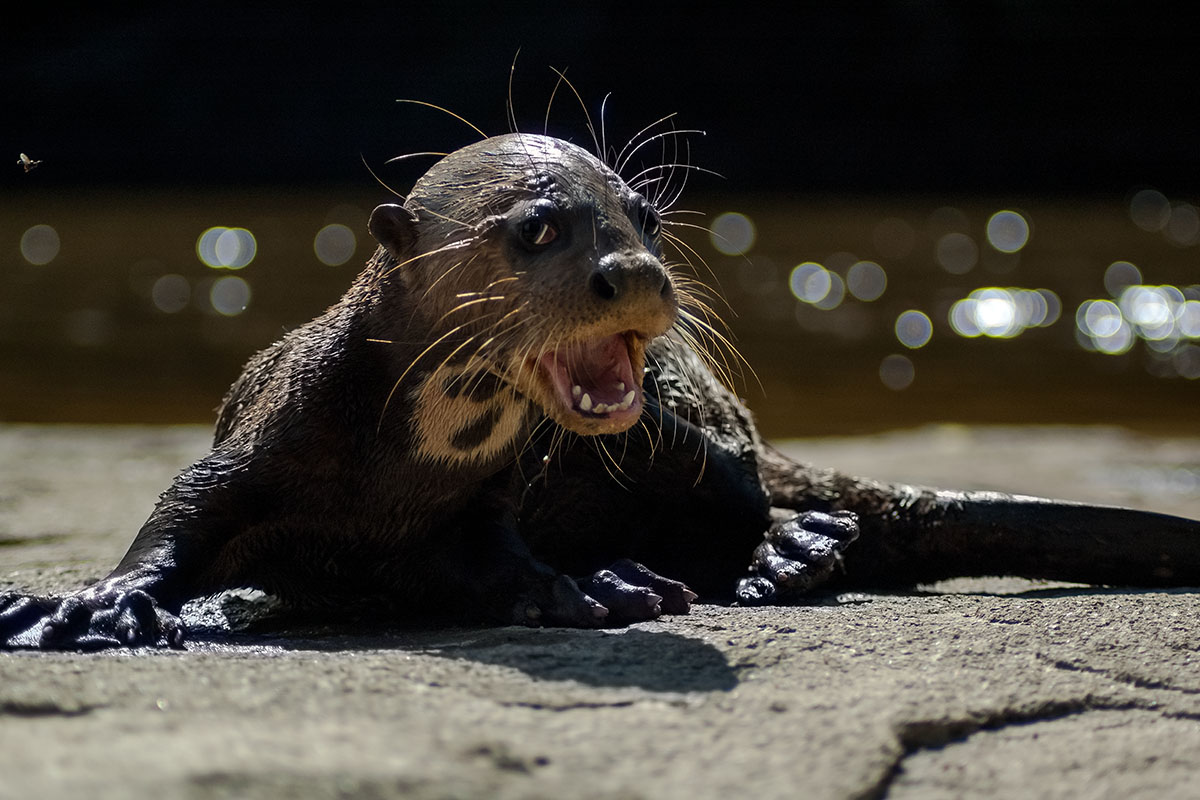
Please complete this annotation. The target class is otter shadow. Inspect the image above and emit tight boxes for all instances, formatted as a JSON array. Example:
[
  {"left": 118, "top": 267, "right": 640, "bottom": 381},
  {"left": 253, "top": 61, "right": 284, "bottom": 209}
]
[{"left": 184, "top": 593, "right": 739, "bottom": 693}]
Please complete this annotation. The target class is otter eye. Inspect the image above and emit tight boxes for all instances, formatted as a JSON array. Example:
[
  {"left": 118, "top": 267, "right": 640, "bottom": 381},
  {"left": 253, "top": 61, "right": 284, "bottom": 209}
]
[
  {"left": 635, "top": 198, "right": 661, "bottom": 238},
  {"left": 520, "top": 217, "right": 558, "bottom": 247}
]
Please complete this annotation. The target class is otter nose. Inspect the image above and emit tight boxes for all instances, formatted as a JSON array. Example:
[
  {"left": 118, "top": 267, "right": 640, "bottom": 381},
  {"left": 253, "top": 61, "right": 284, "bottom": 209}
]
[{"left": 589, "top": 252, "right": 673, "bottom": 303}]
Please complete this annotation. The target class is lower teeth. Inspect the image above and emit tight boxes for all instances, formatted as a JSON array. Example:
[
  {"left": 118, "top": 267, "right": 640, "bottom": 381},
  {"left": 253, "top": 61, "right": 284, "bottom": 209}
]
[{"left": 574, "top": 388, "right": 636, "bottom": 415}]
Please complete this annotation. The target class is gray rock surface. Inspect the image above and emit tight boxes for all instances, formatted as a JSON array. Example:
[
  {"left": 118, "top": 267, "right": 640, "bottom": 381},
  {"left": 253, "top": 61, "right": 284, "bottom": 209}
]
[{"left": 2, "top": 423, "right": 1199, "bottom": 800}]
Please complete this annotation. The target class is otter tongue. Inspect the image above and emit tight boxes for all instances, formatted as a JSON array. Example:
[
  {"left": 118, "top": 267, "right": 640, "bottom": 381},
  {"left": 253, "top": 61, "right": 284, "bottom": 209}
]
[{"left": 541, "top": 334, "right": 638, "bottom": 415}]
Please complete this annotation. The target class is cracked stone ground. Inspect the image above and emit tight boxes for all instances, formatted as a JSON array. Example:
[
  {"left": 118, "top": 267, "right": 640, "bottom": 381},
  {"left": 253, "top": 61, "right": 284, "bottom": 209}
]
[{"left": 2, "top": 424, "right": 1199, "bottom": 800}]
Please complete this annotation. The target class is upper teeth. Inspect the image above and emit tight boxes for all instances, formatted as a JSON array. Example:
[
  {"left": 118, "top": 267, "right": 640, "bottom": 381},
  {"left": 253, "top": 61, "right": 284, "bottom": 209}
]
[{"left": 571, "top": 385, "right": 637, "bottom": 415}]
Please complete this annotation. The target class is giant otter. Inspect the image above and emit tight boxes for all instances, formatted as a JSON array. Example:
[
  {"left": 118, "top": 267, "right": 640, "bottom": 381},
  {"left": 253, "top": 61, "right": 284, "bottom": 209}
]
[{"left": 3, "top": 131, "right": 1200, "bottom": 650}]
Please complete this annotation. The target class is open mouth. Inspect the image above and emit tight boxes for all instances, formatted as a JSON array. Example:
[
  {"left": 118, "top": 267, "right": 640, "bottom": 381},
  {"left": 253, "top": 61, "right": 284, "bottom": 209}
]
[{"left": 535, "top": 331, "right": 644, "bottom": 430}]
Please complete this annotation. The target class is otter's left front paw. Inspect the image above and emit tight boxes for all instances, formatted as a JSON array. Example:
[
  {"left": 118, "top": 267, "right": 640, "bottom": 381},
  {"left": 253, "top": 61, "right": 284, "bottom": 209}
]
[{"left": 736, "top": 510, "right": 859, "bottom": 605}]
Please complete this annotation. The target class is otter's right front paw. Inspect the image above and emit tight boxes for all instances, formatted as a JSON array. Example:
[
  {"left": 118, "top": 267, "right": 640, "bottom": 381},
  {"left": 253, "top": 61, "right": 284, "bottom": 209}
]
[
  {"left": 578, "top": 559, "right": 697, "bottom": 623},
  {"left": 0, "top": 588, "right": 185, "bottom": 651},
  {"left": 512, "top": 574, "right": 609, "bottom": 628},
  {"left": 511, "top": 561, "right": 697, "bottom": 628},
  {"left": 735, "top": 510, "right": 859, "bottom": 605}
]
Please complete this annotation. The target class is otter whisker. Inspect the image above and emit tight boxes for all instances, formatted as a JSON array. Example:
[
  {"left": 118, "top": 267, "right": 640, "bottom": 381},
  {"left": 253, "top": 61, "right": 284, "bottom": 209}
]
[
  {"left": 482, "top": 275, "right": 521, "bottom": 292},
  {"left": 623, "top": 162, "right": 723, "bottom": 196},
  {"left": 420, "top": 255, "right": 473, "bottom": 302},
  {"left": 615, "top": 130, "right": 707, "bottom": 179},
  {"left": 384, "top": 152, "right": 449, "bottom": 165},
  {"left": 360, "top": 154, "right": 407, "bottom": 199},
  {"left": 599, "top": 91, "right": 612, "bottom": 165},
  {"left": 674, "top": 311, "right": 744, "bottom": 392},
  {"left": 592, "top": 437, "right": 632, "bottom": 491},
  {"left": 628, "top": 176, "right": 668, "bottom": 194},
  {"left": 439, "top": 310, "right": 535, "bottom": 379},
  {"left": 613, "top": 112, "right": 679, "bottom": 174},
  {"left": 506, "top": 49, "right": 521, "bottom": 135},
  {"left": 662, "top": 228, "right": 727, "bottom": 294},
  {"left": 379, "top": 238, "right": 477, "bottom": 282},
  {"left": 383, "top": 311, "right": 510, "bottom": 425},
  {"left": 670, "top": 272, "right": 737, "bottom": 326},
  {"left": 407, "top": 201, "right": 479, "bottom": 234},
  {"left": 395, "top": 99, "right": 488, "bottom": 140},
  {"left": 547, "top": 67, "right": 601, "bottom": 158},
  {"left": 433, "top": 295, "right": 510, "bottom": 328}
]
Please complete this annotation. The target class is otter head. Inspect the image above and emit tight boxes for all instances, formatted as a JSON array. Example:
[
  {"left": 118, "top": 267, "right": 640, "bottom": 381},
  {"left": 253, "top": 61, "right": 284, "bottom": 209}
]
[{"left": 369, "top": 133, "right": 677, "bottom": 436}]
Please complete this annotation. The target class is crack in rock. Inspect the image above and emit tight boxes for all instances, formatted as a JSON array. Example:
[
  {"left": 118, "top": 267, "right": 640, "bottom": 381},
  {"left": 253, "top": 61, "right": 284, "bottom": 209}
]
[
  {"left": 858, "top": 696, "right": 1158, "bottom": 800},
  {"left": 0, "top": 698, "right": 100, "bottom": 717},
  {"left": 1040, "top": 653, "right": 1200, "bottom": 696}
]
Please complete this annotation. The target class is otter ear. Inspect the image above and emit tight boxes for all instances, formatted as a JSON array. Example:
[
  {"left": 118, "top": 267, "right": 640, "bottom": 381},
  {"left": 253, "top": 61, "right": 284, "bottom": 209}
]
[{"left": 368, "top": 204, "right": 420, "bottom": 259}]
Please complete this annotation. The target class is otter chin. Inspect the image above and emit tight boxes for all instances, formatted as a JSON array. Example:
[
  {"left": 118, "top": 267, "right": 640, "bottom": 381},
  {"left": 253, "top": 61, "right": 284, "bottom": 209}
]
[{"left": 529, "top": 330, "right": 649, "bottom": 435}]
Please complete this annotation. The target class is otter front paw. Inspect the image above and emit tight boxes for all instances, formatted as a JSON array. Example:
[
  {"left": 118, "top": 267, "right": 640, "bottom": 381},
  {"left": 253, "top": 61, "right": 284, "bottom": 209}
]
[
  {"left": 513, "top": 561, "right": 697, "bottom": 628},
  {"left": 578, "top": 559, "right": 697, "bottom": 623},
  {"left": 0, "top": 588, "right": 185, "bottom": 650},
  {"left": 735, "top": 510, "right": 859, "bottom": 605}
]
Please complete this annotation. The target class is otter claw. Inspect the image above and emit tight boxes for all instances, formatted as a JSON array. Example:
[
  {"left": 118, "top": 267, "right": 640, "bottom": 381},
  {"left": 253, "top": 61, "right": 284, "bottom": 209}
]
[
  {"left": 578, "top": 560, "right": 695, "bottom": 624},
  {"left": 511, "top": 561, "right": 695, "bottom": 629}
]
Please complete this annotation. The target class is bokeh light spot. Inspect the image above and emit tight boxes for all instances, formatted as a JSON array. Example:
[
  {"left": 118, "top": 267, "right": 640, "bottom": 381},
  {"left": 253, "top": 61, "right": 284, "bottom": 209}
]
[
  {"left": 846, "top": 260, "right": 887, "bottom": 301},
  {"left": 935, "top": 232, "right": 978, "bottom": 274},
  {"left": 1178, "top": 300, "right": 1200, "bottom": 338},
  {"left": 789, "top": 262, "right": 830, "bottom": 303},
  {"left": 974, "top": 290, "right": 1019, "bottom": 337},
  {"left": 314, "top": 223, "right": 357, "bottom": 266},
  {"left": 210, "top": 275, "right": 252, "bottom": 315},
  {"left": 879, "top": 354, "right": 915, "bottom": 391},
  {"left": 1175, "top": 345, "right": 1200, "bottom": 380},
  {"left": 812, "top": 271, "right": 845, "bottom": 310},
  {"left": 1129, "top": 189, "right": 1171, "bottom": 232},
  {"left": 895, "top": 310, "right": 933, "bottom": 349},
  {"left": 710, "top": 212, "right": 756, "bottom": 256},
  {"left": 1077, "top": 299, "right": 1133, "bottom": 354},
  {"left": 20, "top": 224, "right": 61, "bottom": 265},
  {"left": 197, "top": 226, "right": 257, "bottom": 269},
  {"left": 985, "top": 210, "right": 1030, "bottom": 253},
  {"left": 1120, "top": 285, "right": 1172, "bottom": 330},
  {"left": 1104, "top": 261, "right": 1142, "bottom": 296},
  {"left": 151, "top": 274, "right": 191, "bottom": 314},
  {"left": 948, "top": 287, "right": 1059, "bottom": 339},
  {"left": 1165, "top": 203, "right": 1200, "bottom": 246}
]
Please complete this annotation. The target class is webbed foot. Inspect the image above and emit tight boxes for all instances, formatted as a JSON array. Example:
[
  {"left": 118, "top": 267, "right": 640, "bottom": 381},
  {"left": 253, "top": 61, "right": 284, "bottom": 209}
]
[
  {"left": 735, "top": 510, "right": 859, "bottom": 605},
  {"left": 0, "top": 587, "right": 185, "bottom": 650}
]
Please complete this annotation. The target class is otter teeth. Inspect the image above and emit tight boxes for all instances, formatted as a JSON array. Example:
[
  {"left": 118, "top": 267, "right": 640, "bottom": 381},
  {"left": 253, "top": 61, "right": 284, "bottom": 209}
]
[{"left": 574, "top": 387, "right": 637, "bottom": 415}]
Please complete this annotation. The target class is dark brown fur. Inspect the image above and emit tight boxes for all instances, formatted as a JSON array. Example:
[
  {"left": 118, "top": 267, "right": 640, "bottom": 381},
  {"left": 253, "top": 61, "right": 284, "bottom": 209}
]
[{"left": 3, "top": 131, "right": 1200, "bottom": 651}]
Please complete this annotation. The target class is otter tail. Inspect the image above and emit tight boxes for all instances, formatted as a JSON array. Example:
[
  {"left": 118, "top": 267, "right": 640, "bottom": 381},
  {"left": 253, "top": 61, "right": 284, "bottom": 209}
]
[{"left": 758, "top": 446, "right": 1200, "bottom": 590}]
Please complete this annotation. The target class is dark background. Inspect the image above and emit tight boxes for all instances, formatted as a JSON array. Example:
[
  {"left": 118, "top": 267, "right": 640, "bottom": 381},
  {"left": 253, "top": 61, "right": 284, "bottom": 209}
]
[
  {"left": 4, "top": 2, "right": 1197, "bottom": 195},
  {"left": 2, "top": 3, "right": 1198, "bottom": 437}
]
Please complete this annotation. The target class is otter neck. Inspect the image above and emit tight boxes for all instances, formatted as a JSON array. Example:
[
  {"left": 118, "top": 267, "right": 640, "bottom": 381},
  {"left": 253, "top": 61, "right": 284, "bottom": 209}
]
[{"left": 408, "top": 361, "right": 536, "bottom": 469}]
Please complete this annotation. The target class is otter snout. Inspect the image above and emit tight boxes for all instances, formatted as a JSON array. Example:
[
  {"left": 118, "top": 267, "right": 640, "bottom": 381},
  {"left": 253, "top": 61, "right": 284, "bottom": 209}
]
[{"left": 589, "top": 251, "right": 675, "bottom": 307}]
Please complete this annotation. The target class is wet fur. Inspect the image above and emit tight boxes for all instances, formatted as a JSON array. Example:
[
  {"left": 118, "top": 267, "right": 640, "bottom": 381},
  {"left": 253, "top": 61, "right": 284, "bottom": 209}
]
[{"left": 3, "top": 99, "right": 1200, "bottom": 651}]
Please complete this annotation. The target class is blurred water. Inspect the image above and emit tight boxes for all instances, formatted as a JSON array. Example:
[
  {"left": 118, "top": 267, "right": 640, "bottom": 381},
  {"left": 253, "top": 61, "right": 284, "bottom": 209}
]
[{"left": 2, "top": 187, "right": 1197, "bottom": 437}]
